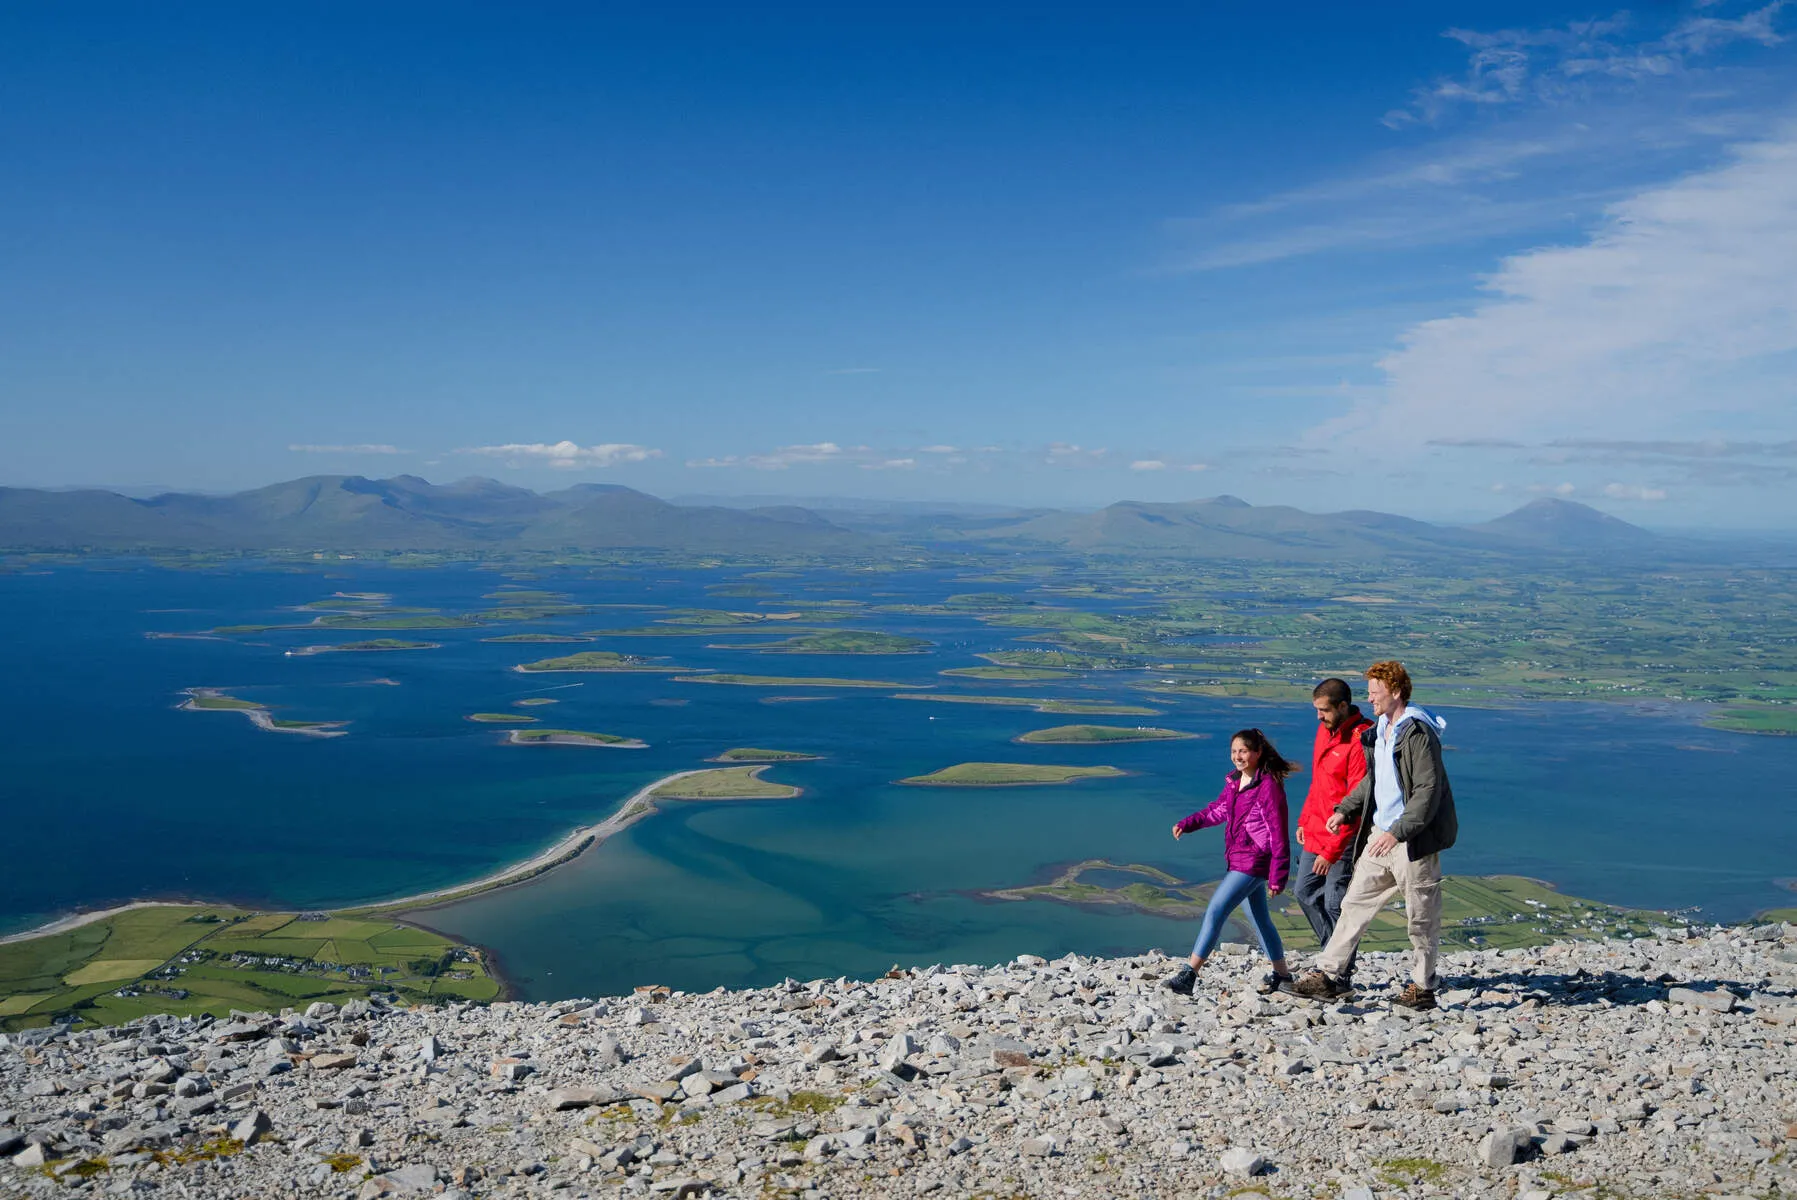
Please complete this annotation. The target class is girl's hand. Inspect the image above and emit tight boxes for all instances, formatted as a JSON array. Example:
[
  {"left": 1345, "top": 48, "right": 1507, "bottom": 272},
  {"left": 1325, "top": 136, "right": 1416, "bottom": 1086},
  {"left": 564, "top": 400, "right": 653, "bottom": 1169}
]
[
  {"left": 1269, "top": 885, "right": 1283, "bottom": 896},
  {"left": 1170, "top": 823, "right": 1184, "bottom": 839}
]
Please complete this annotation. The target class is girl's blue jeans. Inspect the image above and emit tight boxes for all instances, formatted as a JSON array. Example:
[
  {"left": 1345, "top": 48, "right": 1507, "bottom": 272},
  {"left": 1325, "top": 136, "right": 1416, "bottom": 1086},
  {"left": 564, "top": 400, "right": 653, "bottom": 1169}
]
[{"left": 1192, "top": 870, "right": 1285, "bottom": 961}]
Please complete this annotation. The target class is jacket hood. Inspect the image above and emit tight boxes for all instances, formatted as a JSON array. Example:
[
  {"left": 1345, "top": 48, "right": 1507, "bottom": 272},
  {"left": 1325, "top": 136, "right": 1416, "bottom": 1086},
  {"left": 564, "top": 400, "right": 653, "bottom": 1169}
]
[{"left": 1381, "top": 704, "right": 1446, "bottom": 736}]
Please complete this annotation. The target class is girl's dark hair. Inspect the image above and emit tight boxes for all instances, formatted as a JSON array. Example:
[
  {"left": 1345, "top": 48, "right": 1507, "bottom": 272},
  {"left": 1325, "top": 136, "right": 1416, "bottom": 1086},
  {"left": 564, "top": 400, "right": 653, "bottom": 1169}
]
[{"left": 1231, "top": 728, "right": 1296, "bottom": 780}]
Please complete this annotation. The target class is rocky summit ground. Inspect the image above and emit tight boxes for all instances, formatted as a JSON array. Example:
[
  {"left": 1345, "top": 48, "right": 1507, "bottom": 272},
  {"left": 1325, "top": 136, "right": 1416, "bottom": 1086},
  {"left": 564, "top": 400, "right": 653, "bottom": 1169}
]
[{"left": 4, "top": 928, "right": 1796, "bottom": 1200}]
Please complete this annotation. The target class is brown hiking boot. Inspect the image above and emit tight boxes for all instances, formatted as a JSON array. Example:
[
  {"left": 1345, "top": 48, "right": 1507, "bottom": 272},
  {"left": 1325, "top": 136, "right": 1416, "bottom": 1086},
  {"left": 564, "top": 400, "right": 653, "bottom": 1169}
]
[
  {"left": 1281, "top": 971, "right": 1349, "bottom": 1000},
  {"left": 1392, "top": 983, "right": 1437, "bottom": 1010}
]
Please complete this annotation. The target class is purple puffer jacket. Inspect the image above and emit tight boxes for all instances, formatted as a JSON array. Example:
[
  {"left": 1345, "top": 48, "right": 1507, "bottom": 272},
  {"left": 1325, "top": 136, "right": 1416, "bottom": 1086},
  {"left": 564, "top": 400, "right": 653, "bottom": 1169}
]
[{"left": 1175, "top": 771, "right": 1291, "bottom": 892}]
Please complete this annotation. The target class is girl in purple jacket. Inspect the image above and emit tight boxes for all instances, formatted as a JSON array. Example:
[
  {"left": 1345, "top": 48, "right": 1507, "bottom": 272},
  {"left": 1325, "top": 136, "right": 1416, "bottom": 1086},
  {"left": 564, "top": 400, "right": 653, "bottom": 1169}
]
[{"left": 1163, "top": 728, "right": 1294, "bottom": 996}]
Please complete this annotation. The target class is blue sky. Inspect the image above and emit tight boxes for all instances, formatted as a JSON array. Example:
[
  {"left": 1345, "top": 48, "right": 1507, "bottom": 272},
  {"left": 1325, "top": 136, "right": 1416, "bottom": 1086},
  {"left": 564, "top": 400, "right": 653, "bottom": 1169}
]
[{"left": 3, "top": 2, "right": 1795, "bottom": 525}]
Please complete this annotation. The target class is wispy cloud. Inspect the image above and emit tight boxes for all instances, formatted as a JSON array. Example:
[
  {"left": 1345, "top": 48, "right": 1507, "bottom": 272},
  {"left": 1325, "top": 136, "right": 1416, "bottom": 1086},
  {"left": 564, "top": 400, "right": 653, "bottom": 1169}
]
[
  {"left": 1386, "top": 5, "right": 1785, "bottom": 127},
  {"left": 289, "top": 443, "right": 405, "bottom": 455},
  {"left": 1313, "top": 123, "right": 1797, "bottom": 450},
  {"left": 687, "top": 442, "right": 873, "bottom": 470},
  {"left": 1169, "top": 5, "right": 1790, "bottom": 272},
  {"left": 1603, "top": 481, "right": 1670, "bottom": 500},
  {"left": 461, "top": 441, "right": 662, "bottom": 469},
  {"left": 1129, "top": 460, "right": 1167, "bottom": 471}
]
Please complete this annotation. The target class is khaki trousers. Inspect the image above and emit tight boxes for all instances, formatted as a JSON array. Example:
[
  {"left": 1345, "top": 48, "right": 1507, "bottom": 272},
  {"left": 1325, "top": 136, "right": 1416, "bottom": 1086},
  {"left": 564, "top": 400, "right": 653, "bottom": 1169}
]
[{"left": 1313, "top": 839, "right": 1442, "bottom": 989}]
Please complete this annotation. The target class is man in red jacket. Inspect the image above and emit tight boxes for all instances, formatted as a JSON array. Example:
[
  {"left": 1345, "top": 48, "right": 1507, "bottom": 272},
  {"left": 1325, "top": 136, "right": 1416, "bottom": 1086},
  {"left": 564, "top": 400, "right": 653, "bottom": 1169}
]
[{"left": 1294, "top": 678, "right": 1371, "bottom": 975}]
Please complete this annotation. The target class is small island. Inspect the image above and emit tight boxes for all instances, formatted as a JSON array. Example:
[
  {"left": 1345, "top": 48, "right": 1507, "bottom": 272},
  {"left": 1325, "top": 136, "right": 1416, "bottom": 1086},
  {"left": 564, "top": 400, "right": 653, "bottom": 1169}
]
[
  {"left": 710, "top": 631, "right": 934, "bottom": 655},
  {"left": 897, "top": 762, "right": 1127, "bottom": 787},
  {"left": 894, "top": 694, "right": 1160, "bottom": 716},
  {"left": 512, "top": 697, "right": 560, "bottom": 706},
  {"left": 941, "top": 666, "right": 1077, "bottom": 681},
  {"left": 676, "top": 674, "right": 920, "bottom": 688},
  {"left": 286, "top": 638, "right": 440, "bottom": 656},
  {"left": 507, "top": 728, "right": 647, "bottom": 749},
  {"left": 513, "top": 650, "right": 685, "bottom": 673},
  {"left": 467, "top": 712, "right": 539, "bottom": 724},
  {"left": 650, "top": 765, "right": 800, "bottom": 800},
  {"left": 1016, "top": 724, "right": 1199, "bottom": 744},
  {"left": 178, "top": 688, "right": 348, "bottom": 738},
  {"left": 481, "top": 633, "right": 594, "bottom": 644},
  {"left": 708, "top": 747, "right": 822, "bottom": 763}
]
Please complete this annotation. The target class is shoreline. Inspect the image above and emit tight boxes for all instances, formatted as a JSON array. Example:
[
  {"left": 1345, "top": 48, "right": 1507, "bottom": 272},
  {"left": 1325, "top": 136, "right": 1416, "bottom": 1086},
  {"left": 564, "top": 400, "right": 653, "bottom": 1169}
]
[
  {"left": 0, "top": 769, "right": 711, "bottom": 949},
  {"left": 178, "top": 689, "right": 348, "bottom": 738}
]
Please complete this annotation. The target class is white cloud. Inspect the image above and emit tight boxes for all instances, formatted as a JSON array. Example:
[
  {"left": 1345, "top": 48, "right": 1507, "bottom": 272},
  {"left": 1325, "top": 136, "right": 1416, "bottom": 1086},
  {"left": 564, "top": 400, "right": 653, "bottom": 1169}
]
[
  {"left": 1314, "top": 125, "right": 1797, "bottom": 449},
  {"left": 1603, "top": 481, "right": 1670, "bottom": 500},
  {"left": 1129, "top": 460, "right": 1167, "bottom": 471},
  {"left": 462, "top": 441, "right": 662, "bottom": 469},
  {"left": 289, "top": 443, "right": 404, "bottom": 455},
  {"left": 859, "top": 458, "right": 917, "bottom": 471},
  {"left": 917, "top": 444, "right": 960, "bottom": 454},
  {"left": 686, "top": 442, "right": 880, "bottom": 470},
  {"left": 1528, "top": 482, "right": 1579, "bottom": 495}
]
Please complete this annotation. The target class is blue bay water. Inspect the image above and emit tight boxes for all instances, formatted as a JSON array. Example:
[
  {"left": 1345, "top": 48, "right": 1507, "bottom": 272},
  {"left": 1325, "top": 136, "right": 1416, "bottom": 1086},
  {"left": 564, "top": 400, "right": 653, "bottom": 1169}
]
[{"left": 2, "top": 563, "right": 1793, "bottom": 1002}]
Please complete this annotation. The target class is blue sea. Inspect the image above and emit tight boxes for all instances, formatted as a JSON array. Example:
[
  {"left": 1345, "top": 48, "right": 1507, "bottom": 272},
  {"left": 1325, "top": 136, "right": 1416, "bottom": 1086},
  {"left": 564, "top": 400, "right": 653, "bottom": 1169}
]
[{"left": 3, "top": 562, "right": 1792, "bottom": 1001}]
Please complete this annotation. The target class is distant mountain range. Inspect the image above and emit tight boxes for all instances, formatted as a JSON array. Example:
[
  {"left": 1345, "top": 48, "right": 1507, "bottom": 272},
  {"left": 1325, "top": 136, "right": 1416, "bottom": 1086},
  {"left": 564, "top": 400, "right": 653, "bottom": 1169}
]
[{"left": 0, "top": 475, "right": 1664, "bottom": 559}]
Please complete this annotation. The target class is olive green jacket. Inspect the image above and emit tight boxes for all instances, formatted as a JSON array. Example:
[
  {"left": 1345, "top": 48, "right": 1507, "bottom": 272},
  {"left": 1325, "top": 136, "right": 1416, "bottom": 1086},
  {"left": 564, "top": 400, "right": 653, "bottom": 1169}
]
[{"left": 1334, "top": 714, "right": 1458, "bottom": 860}]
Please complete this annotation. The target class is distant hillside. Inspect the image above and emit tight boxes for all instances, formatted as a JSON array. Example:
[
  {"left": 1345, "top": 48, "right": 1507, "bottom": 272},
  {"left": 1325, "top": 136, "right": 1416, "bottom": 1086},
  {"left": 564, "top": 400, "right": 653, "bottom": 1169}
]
[
  {"left": 0, "top": 476, "right": 869, "bottom": 554},
  {"left": 1466, "top": 497, "right": 1658, "bottom": 549},
  {"left": 0, "top": 478, "right": 1663, "bottom": 559}
]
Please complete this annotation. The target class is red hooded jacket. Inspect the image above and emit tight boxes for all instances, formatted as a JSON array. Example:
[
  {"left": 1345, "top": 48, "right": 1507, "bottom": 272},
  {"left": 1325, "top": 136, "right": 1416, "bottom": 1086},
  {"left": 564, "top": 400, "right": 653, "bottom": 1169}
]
[{"left": 1297, "top": 707, "right": 1372, "bottom": 864}]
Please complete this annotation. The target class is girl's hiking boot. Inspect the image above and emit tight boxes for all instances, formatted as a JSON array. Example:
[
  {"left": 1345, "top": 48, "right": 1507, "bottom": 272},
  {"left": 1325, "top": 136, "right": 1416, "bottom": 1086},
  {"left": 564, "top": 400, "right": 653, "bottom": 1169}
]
[
  {"left": 1256, "top": 970, "right": 1294, "bottom": 995},
  {"left": 1161, "top": 965, "right": 1197, "bottom": 996},
  {"left": 1391, "top": 983, "right": 1437, "bottom": 1010},
  {"left": 1281, "top": 970, "right": 1350, "bottom": 1000}
]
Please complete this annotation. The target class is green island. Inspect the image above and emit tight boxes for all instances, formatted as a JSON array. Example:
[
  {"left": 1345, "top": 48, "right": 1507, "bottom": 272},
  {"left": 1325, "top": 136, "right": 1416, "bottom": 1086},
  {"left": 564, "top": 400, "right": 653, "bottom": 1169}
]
[
  {"left": 467, "top": 712, "right": 539, "bottom": 724},
  {"left": 507, "top": 729, "right": 647, "bottom": 748},
  {"left": 708, "top": 747, "right": 821, "bottom": 763},
  {"left": 1016, "top": 724, "right": 1199, "bottom": 744},
  {"left": 512, "top": 696, "right": 560, "bottom": 706},
  {"left": 710, "top": 631, "right": 934, "bottom": 655},
  {"left": 649, "top": 765, "right": 801, "bottom": 800},
  {"left": 983, "top": 861, "right": 1677, "bottom": 953},
  {"left": 0, "top": 906, "right": 499, "bottom": 1032},
  {"left": 287, "top": 638, "right": 439, "bottom": 656},
  {"left": 980, "top": 649, "right": 1139, "bottom": 671},
  {"left": 941, "top": 665, "right": 1078, "bottom": 681},
  {"left": 1704, "top": 705, "right": 1797, "bottom": 736},
  {"left": 466, "top": 604, "right": 592, "bottom": 621},
  {"left": 676, "top": 674, "right": 922, "bottom": 688},
  {"left": 894, "top": 693, "right": 1160, "bottom": 715},
  {"left": 481, "top": 633, "right": 594, "bottom": 644},
  {"left": 312, "top": 612, "right": 478, "bottom": 630},
  {"left": 179, "top": 688, "right": 348, "bottom": 738},
  {"left": 480, "top": 589, "right": 569, "bottom": 603},
  {"left": 513, "top": 650, "right": 686, "bottom": 673},
  {"left": 898, "top": 762, "right": 1128, "bottom": 787}
]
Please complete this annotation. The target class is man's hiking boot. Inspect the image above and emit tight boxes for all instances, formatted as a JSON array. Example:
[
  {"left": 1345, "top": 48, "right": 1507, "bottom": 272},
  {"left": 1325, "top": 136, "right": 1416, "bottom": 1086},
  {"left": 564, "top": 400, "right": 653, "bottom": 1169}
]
[
  {"left": 1256, "top": 971, "right": 1294, "bottom": 995},
  {"left": 1161, "top": 965, "right": 1197, "bottom": 996},
  {"left": 1281, "top": 970, "right": 1350, "bottom": 1001},
  {"left": 1391, "top": 983, "right": 1437, "bottom": 1011}
]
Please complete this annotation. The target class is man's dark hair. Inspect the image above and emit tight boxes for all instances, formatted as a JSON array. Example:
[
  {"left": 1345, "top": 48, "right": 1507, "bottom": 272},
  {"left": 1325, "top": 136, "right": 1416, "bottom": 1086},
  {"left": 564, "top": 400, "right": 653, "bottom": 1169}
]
[{"left": 1312, "top": 677, "right": 1352, "bottom": 706}]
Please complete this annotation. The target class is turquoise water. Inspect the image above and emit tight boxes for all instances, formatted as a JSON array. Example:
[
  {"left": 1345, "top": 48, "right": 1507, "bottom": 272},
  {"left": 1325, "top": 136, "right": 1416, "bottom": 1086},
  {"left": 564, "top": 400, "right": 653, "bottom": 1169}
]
[{"left": 3, "top": 562, "right": 1793, "bottom": 1001}]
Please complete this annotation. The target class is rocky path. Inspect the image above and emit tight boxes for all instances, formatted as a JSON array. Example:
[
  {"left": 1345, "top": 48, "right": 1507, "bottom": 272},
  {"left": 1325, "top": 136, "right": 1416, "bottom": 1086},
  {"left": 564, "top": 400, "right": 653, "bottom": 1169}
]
[{"left": 4, "top": 926, "right": 1794, "bottom": 1199}]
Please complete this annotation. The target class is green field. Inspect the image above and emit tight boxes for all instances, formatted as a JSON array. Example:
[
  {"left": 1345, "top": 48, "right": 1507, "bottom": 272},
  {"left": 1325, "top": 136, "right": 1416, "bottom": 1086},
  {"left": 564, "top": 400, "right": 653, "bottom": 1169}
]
[
  {"left": 185, "top": 692, "right": 261, "bottom": 711},
  {"left": 0, "top": 906, "right": 499, "bottom": 1031},
  {"left": 898, "top": 762, "right": 1128, "bottom": 787},
  {"left": 508, "top": 728, "right": 643, "bottom": 747},
  {"left": 941, "top": 666, "right": 1078, "bottom": 681},
  {"left": 894, "top": 693, "right": 1161, "bottom": 715},
  {"left": 1704, "top": 704, "right": 1797, "bottom": 736},
  {"left": 482, "top": 633, "right": 593, "bottom": 644},
  {"left": 1016, "top": 724, "right": 1198, "bottom": 744},
  {"left": 651, "top": 766, "right": 801, "bottom": 800},
  {"left": 985, "top": 863, "right": 1672, "bottom": 953},
  {"left": 467, "top": 712, "right": 538, "bottom": 724},
  {"left": 714, "top": 631, "right": 934, "bottom": 655},
  {"left": 676, "top": 674, "right": 920, "bottom": 688},
  {"left": 515, "top": 650, "right": 682, "bottom": 672},
  {"left": 710, "top": 747, "right": 822, "bottom": 762}
]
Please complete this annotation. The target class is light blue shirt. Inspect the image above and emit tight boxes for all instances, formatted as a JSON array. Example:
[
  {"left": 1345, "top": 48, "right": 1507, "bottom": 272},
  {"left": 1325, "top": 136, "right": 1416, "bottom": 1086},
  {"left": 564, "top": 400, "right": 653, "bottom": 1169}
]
[{"left": 1372, "top": 705, "right": 1446, "bottom": 833}]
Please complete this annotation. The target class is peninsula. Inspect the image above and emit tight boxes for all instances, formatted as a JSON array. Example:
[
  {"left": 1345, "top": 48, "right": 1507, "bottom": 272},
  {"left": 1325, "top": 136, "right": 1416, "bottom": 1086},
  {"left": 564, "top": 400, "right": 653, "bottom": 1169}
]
[{"left": 177, "top": 688, "right": 347, "bottom": 738}]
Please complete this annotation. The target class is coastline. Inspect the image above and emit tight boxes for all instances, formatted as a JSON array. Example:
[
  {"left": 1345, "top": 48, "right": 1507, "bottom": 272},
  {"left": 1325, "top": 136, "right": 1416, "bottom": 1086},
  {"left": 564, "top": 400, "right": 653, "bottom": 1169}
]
[
  {"left": 178, "top": 688, "right": 348, "bottom": 738},
  {"left": 0, "top": 769, "right": 711, "bottom": 951}
]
